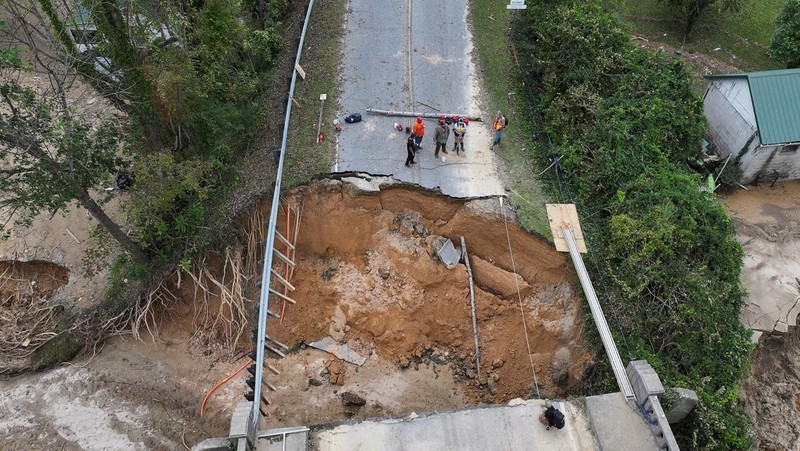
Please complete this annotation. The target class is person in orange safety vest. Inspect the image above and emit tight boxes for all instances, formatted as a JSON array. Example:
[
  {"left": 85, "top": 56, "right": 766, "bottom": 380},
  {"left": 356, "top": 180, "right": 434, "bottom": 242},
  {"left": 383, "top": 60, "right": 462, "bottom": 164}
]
[{"left": 411, "top": 116, "right": 425, "bottom": 150}]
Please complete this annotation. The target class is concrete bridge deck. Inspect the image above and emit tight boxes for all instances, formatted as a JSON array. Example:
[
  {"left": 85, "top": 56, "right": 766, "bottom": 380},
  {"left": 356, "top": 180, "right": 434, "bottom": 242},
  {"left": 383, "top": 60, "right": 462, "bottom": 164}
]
[{"left": 253, "top": 394, "right": 659, "bottom": 451}]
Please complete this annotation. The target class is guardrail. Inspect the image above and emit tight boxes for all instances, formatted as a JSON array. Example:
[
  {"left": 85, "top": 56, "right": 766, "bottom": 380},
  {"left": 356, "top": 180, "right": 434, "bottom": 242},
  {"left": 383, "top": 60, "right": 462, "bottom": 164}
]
[{"left": 251, "top": 0, "right": 317, "bottom": 434}]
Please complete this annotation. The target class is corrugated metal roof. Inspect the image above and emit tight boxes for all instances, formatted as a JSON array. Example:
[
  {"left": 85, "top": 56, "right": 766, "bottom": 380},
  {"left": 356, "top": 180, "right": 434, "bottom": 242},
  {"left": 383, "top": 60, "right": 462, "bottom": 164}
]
[{"left": 707, "top": 69, "right": 800, "bottom": 145}]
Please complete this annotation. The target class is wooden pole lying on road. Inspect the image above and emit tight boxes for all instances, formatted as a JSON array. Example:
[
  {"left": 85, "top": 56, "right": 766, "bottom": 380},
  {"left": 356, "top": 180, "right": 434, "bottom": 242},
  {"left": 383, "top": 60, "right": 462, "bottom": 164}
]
[
  {"left": 461, "top": 235, "right": 481, "bottom": 381},
  {"left": 367, "top": 108, "right": 483, "bottom": 122}
]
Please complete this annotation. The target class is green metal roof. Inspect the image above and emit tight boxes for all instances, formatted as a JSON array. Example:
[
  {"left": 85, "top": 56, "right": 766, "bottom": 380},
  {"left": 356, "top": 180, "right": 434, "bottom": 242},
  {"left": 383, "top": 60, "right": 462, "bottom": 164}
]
[{"left": 708, "top": 69, "right": 800, "bottom": 145}]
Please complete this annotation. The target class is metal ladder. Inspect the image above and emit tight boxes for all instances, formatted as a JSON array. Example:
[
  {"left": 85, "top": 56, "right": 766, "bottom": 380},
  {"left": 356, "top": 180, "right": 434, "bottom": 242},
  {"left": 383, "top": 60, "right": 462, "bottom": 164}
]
[{"left": 247, "top": 200, "right": 302, "bottom": 420}]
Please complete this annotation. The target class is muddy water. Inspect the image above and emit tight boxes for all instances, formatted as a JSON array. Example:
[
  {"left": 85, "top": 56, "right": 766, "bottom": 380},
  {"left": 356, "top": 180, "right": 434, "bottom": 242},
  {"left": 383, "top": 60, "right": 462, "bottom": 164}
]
[{"left": 722, "top": 180, "right": 800, "bottom": 449}]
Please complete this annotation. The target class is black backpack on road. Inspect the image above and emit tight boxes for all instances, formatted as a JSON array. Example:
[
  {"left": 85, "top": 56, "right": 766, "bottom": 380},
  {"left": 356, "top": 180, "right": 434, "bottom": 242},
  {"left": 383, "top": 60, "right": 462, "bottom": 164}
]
[{"left": 545, "top": 406, "right": 565, "bottom": 430}]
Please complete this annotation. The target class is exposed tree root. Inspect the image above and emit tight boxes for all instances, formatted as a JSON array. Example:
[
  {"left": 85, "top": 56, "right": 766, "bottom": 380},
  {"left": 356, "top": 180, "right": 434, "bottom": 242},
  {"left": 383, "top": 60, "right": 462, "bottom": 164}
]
[
  {"left": 0, "top": 266, "right": 67, "bottom": 375},
  {"left": 132, "top": 246, "right": 254, "bottom": 353}
]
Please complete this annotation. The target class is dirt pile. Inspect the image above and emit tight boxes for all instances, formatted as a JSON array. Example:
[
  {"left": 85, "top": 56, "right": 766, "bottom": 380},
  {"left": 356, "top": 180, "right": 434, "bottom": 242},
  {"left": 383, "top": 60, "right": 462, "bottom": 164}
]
[{"left": 741, "top": 327, "right": 800, "bottom": 450}]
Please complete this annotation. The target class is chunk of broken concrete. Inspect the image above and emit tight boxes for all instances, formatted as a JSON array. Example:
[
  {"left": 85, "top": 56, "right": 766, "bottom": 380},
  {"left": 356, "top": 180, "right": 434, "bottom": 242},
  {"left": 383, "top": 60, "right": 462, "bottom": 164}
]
[
  {"left": 665, "top": 387, "right": 699, "bottom": 424},
  {"left": 309, "top": 336, "right": 367, "bottom": 366},
  {"left": 434, "top": 238, "right": 460, "bottom": 269}
]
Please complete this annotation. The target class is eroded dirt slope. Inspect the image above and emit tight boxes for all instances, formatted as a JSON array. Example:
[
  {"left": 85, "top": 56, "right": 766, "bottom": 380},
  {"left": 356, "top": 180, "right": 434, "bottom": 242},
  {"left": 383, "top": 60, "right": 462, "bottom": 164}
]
[{"left": 257, "top": 175, "right": 592, "bottom": 427}]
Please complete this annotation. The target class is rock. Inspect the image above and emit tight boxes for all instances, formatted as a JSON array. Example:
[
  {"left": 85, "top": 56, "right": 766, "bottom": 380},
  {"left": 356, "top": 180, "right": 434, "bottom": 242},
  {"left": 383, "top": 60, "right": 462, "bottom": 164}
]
[
  {"left": 341, "top": 391, "right": 367, "bottom": 406},
  {"left": 309, "top": 378, "right": 323, "bottom": 387},
  {"left": 487, "top": 374, "right": 498, "bottom": 394},
  {"left": 507, "top": 398, "right": 525, "bottom": 407},
  {"left": 326, "top": 360, "right": 347, "bottom": 385},
  {"left": 399, "top": 358, "right": 410, "bottom": 369},
  {"left": 408, "top": 412, "right": 419, "bottom": 420},
  {"left": 492, "top": 358, "right": 505, "bottom": 369},
  {"left": 378, "top": 268, "right": 391, "bottom": 280}
]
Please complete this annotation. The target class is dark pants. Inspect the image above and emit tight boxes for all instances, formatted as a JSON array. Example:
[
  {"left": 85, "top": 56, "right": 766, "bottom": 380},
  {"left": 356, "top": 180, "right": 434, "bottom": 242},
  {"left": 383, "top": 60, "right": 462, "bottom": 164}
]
[
  {"left": 435, "top": 142, "right": 447, "bottom": 157},
  {"left": 405, "top": 150, "right": 415, "bottom": 166},
  {"left": 414, "top": 135, "right": 423, "bottom": 149}
]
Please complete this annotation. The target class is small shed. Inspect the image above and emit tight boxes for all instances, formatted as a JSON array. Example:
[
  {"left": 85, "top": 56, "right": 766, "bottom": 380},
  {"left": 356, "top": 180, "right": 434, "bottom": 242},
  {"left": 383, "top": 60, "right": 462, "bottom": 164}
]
[{"left": 703, "top": 69, "right": 800, "bottom": 184}]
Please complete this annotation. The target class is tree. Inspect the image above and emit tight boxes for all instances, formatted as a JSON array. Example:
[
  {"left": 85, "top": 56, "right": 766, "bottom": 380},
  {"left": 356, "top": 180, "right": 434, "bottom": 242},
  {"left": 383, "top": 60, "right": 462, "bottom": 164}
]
[
  {"left": 659, "top": 0, "right": 746, "bottom": 40},
  {"left": 770, "top": 0, "right": 800, "bottom": 68},
  {"left": 0, "top": 59, "right": 147, "bottom": 264}
]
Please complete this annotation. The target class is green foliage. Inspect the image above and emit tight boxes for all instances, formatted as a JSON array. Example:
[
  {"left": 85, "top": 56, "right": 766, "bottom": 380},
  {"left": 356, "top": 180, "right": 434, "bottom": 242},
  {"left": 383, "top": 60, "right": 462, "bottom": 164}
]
[
  {"left": 0, "top": 20, "right": 20, "bottom": 69},
  {"left": 657, "top": 0, "right": 747, "bottom": 38},
  {"left": 124, "top": 152, "right": 219, "bottom": 252},
  {"left": 93, "top": 0, "right": 286, "bottom": 262},
  {"left": 606, "top": 170, "right": 751, "bottom": 385},
  {"left": 0, "top": 81, "right": 122, "bottom": 230},
  {"left": 513, "top": 1, "right": 753, "bottom": 448},
  {"left": 769, "top": 0, "right": 800, "bottom": 67},
  {"left": 82, "top": 225, "right": 115, "bottom": 277}
]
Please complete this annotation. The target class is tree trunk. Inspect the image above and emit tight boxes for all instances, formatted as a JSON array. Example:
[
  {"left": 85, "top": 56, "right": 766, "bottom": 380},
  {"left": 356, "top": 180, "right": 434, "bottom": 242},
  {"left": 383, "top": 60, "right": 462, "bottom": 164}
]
[{"left": 73, "top": 187, "right": 148, "bottom": 265}]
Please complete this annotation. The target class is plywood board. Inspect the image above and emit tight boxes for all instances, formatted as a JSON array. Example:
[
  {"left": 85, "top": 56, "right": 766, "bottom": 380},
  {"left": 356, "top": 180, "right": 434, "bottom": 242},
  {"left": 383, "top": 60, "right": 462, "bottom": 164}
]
[
  {"left": 295, "top": 63, "right": 306, "bottom": 80},
  {"left": 546, "top": 204, "right": 587, "bottom": 253}
]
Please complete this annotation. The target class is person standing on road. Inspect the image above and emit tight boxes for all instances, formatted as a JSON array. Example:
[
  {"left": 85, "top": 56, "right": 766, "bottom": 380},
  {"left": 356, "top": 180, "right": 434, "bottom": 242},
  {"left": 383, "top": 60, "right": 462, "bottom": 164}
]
[
  {"left": 412, "top": 116, "right": 425, "bottom": 150},
  {"left": 434, "top": 116, "right": 450, "bottom": 158},
  {"left": 492, "top": 111, "right": 507, "bottom": 148},
  {"left": 406, "top": 132, "right": 417, "bottom": 167},
  {"left": 452, "top": 117, "right": 466, "bottom": 155}
]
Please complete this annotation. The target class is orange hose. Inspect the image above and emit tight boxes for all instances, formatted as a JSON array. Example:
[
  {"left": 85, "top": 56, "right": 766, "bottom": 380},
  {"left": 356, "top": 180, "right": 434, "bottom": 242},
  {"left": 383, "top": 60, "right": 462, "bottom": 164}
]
[{"left": 200, "top": 359, "right": 253, "bottom": 417}]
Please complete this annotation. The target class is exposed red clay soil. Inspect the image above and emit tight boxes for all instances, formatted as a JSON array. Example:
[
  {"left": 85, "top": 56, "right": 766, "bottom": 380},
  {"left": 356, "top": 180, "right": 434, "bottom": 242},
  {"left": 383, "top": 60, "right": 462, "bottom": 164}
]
[
  {"left": 0, "top": 176, "right": 593, "bottom": 447},
  {"left": 219, "top": 176, "right": 594, "bottom": 427},
  {"left": 0, "top": 260, "right": 70, "bottom": 301}
]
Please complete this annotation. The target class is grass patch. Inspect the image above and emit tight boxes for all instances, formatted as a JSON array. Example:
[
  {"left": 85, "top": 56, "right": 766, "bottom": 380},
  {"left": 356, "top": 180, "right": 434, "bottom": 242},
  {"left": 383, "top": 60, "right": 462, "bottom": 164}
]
[
  {"left": 470, "top": 0, "right": 551, "bottom": 237},
  {"left": 283, "top": 0, "right": 347, "bottom": 187},
  {"left": 609, "top": 0, "right": 784, "bottom": 72}
]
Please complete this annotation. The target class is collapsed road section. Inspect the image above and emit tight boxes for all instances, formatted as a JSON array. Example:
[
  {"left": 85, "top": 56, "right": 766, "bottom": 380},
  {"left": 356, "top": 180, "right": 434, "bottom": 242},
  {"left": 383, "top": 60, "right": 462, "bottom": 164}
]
[{"left": 232, "top": 173, "right": 595, "bottom": 430}]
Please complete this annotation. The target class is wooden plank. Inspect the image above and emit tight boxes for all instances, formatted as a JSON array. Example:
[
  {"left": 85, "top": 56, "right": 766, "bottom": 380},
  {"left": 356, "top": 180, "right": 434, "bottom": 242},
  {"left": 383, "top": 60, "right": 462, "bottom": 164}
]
[
  {"left": 270, "top": 269, "right": 296, "bottom": 291},
  {"left": 269, "top": 287, "right": 297, "bottom": 304},
  {"left": 272, "top": 247, "right": 296, "bottom": 268},
  {"left": 295, "top": 62, "right": 306, "bottom": 80},
  {"left": 275, "top": 231, "right": 295, "bottom": 250},
  {"left": 546, "top": 204, "right": 587, "bottom": 253}
]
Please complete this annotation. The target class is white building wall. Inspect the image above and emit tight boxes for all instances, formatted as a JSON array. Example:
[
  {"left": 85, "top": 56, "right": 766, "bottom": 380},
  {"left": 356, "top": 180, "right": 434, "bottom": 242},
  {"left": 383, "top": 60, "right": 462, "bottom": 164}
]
[
  {"left": 705, "top": 78, "right": 800, "bottom": 184},
  {"left": 741, "top": 143, "right": 800, "bottom": 183},
  {"left": 703, "top": 79, "right": 757, "bottom": 159}
]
